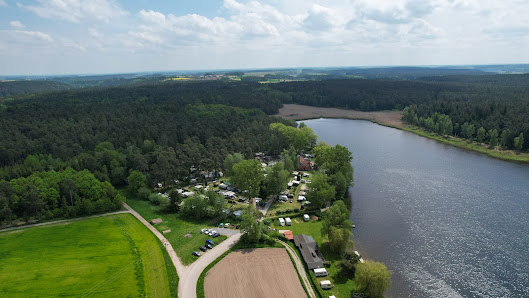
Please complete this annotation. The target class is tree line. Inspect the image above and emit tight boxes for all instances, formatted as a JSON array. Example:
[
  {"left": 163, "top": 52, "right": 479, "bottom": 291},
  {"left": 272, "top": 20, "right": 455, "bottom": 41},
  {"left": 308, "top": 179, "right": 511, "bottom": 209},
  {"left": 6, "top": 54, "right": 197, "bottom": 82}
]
[
  {"left": 0, "top": 168, "right": 123, "bottom": 225},
  {"left": 403, "top": 105, "right": 526, "bottom": 151}
]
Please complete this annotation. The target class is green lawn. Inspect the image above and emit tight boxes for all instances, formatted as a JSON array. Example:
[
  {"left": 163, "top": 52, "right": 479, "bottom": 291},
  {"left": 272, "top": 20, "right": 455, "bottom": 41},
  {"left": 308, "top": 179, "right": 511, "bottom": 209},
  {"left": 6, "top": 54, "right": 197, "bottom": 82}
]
[
  {"left": 271, "top": 219, "right": 358, "bottom": 297},
  {"left": 0, "top": 213, "right": 172, "bottom": 297},
  {"left": 125, "top": 196, "right": 228, "bottom": 265}
]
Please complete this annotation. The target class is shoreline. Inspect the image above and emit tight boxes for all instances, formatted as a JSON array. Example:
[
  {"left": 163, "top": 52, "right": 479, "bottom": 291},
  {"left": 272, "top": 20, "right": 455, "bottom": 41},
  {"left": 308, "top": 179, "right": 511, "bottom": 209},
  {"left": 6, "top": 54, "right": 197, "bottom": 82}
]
[{"left": 275, "top": 104, "right": 529, "bottom": 164}]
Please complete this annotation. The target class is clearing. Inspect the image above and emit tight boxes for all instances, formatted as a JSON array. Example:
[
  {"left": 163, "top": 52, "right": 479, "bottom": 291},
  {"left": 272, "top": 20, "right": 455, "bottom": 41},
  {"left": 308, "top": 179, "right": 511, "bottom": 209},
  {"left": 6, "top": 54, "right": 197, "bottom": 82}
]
[
  {"left": 0, "top": 213, "right": 173, "bottom": 297},
  {"left": 276, "top": 104, "right": 404, "bottom": 128},
  {"left": 204, "top": 248, "right": 306, "bottom": 298}
]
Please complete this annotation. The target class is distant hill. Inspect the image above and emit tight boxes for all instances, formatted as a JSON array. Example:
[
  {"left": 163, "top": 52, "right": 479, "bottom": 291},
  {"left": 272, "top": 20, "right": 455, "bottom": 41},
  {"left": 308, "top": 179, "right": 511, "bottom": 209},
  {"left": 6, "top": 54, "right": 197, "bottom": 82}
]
[{"left": 0, "top": 80, "right": 71, "bottom": 97}]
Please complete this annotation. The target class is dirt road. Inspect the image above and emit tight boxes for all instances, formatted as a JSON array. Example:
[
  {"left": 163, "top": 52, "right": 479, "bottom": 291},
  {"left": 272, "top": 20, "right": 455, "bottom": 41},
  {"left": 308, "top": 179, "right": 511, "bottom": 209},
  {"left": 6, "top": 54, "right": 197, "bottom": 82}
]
[
  {"left": 276, "top": 104, "right": 404, "bottom": 128},
  {"left": 276, "top": 239, "right": 317, "bottom": 298}
]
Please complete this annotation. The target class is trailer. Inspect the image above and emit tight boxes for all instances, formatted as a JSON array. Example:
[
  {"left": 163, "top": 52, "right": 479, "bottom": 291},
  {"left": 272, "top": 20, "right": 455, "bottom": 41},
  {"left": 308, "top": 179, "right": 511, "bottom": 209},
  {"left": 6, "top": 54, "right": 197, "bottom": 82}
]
[
  {"left": 313, "top": 268, "right": 328, "bottom": 277},
  {"left": 278, "top": 218, "right": 285, "bottom": 226},
  {"left": 303, "top": 214, "right": 310, "bottom": 222},
  {"left": 320, "top": 280, "right": 333, "bottom": 289},
  {"left": 285, "top": 217, "right": 292, "bottom": 226}
]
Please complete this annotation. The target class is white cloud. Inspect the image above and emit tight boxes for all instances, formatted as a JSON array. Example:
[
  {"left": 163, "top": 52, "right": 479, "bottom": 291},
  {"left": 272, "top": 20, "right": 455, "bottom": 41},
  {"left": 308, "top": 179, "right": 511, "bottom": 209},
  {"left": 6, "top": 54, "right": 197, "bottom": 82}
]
[
  {"left": 0, "top": 0, "right": 7, "bottom": 7},
  {"left": 9, "top": 20, "right": 25, "bottom": 29},
  {"left": 16, "top": 30, "right": 53, "bottom": 42},
  {"left": 3, "top": 0, "right": 529, "bottom": 75},
  {"left": 21, "top": 0, "right": 127, "bottom": 23}
]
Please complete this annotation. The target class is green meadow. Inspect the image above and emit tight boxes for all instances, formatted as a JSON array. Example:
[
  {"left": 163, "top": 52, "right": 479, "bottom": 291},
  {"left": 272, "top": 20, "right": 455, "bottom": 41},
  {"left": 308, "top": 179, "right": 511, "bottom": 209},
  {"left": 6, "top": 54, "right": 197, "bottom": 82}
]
[{"left": 0, "top": 213, "right": 173, "bottom": 297}]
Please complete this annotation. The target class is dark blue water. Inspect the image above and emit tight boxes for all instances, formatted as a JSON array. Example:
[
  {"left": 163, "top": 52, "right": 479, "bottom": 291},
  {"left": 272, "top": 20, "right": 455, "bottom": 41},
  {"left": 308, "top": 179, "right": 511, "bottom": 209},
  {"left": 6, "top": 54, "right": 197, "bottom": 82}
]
[{"left": 304, "top": 118, "right": 529, "bottom": 297}]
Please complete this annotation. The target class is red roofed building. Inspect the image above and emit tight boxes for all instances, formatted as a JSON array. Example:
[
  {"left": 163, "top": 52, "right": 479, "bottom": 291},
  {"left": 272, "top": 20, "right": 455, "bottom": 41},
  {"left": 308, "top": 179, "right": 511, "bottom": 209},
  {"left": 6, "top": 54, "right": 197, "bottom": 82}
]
[
  {"left": 298, "top": 156, "right": 312, "bottom": 171},
  {"left": 283, "top": 230, "right": 294, "bottom": 241}
]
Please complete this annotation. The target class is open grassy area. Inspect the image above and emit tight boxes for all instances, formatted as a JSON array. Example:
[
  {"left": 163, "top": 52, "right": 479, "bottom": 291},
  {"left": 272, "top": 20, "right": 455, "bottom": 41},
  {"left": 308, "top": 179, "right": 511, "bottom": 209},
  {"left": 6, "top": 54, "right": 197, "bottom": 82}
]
[
  {"left": 125, "top": 196, "right": 228, "bottom": 265},
  {"left": 271, "top": 219, "right": 359, "bottom": 297},
  {"left": 0, "top": 213, "right": 171, "bottom": 297}
]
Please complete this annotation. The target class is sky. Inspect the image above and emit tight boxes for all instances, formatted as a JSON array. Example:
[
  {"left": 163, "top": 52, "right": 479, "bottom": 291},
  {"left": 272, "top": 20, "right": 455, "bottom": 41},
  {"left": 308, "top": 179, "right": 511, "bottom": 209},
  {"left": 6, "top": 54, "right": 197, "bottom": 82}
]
[{"left": 1, "top": 0, "right": 529, "bottom": 75}]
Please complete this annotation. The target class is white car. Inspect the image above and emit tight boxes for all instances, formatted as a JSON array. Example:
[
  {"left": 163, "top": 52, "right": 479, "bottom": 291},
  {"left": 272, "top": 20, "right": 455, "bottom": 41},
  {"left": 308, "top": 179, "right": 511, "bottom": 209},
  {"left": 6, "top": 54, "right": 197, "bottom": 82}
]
[{"left": 200, "top": 228, "right": 207, "bottom": 234}]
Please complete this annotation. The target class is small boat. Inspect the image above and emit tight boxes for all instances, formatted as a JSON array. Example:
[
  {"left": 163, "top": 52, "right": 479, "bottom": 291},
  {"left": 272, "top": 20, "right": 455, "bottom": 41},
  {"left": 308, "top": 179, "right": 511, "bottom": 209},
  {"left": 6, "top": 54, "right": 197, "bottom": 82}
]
[{"left": 352, "top": 224, "right": 356, "bottom": 229}]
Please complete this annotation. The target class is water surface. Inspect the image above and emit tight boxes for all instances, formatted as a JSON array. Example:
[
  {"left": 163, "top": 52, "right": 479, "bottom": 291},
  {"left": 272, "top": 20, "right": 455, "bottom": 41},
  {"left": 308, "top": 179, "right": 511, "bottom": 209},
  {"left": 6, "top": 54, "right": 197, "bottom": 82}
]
[{"left": 304, "top": 118, "right": 529, "bottom": 297}]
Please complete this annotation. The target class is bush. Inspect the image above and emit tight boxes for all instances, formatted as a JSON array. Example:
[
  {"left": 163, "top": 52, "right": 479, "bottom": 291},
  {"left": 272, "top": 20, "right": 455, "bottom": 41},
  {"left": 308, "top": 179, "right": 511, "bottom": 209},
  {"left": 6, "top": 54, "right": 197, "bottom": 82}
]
[
  {"left": 263, "top": 219, "right": 272, "bottom": 226},
  {"left": 149, "top": 193, "right": 164, "bottom": 205},
  {"left": 138, "top": 186, "right": 151, "bottom": 200}
]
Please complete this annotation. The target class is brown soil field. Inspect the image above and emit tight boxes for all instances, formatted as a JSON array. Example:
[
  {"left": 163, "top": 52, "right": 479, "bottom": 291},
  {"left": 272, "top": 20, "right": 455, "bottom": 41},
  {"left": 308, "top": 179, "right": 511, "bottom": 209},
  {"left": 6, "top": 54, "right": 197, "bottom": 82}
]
[
  {"left": 276, "top": 104, "right": 404, "bottom": 128},
  {"left": 204, "top": 248, "right": 306, "bottom": 298}
]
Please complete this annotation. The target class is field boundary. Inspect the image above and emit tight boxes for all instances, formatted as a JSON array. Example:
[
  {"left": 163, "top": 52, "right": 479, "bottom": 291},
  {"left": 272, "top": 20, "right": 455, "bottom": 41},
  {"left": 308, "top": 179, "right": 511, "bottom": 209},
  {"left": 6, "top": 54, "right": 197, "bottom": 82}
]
[
  {"left": 0, "top": 210, "right": 130, "bottom": 233},
  {"left": 276, "top": 239, "right": 317, "bottom": 298}
]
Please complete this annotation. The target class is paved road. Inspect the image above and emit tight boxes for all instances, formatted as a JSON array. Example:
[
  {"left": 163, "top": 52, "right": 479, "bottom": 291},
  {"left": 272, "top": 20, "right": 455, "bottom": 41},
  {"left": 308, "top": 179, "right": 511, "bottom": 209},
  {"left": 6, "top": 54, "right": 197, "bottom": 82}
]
[
  {"left": 0, "top": 210, "right": 130, "bottom": 233},
  {"left": 276, "top": 239, "right": 317, "bottom": 298},
  {"left": 179, "top": 231, "right": 242, "bottom": 298}
]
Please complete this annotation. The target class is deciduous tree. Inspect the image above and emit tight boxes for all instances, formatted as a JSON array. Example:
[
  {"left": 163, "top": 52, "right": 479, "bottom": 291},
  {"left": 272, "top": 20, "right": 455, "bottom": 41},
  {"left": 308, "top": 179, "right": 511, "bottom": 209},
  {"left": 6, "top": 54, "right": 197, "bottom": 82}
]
[{"left": 355, "top": 260, "right": 392, "bottom": 298}]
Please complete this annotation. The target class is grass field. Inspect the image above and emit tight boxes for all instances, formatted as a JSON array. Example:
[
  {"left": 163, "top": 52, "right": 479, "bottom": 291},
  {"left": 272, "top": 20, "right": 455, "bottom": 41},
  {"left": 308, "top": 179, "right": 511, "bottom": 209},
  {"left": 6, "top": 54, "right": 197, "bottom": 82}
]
[
  {"left": 125, "top": 196, "right": 228, "bottom": 265},
  {"left": 0, "top": 213, "right": 172, "bottom": 297},
  {"left": 271, "top": 218, "right": 359, "bottom": 297}
]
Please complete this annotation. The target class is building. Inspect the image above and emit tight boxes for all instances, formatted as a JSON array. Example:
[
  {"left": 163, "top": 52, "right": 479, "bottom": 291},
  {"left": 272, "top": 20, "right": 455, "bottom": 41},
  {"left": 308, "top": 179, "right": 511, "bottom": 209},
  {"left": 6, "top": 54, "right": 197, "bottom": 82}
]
[
  {"left": 293, "top": 234, "right": 325, "bottom": 270},
  {"left": 298, "top": 156, "right": 312, "bottom": 171}
]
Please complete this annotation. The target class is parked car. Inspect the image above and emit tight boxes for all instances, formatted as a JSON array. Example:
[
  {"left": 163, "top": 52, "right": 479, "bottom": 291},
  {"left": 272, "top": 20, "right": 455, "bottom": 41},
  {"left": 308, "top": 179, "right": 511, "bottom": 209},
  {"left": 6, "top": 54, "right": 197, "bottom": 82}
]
[
  {"left": 205, "top": 243, "right": 213, "bottom": 249},
  {"left": 200, "top": 228, "right": 207, "bottom": 234},
  {"left": 300, "top": 204, "right": 305, "bottom": 210},
  {"left": 219, "top": 223, "right": 224, "bottom": 228},
  {"left": 192, "top": 251, "right": 201, "bottom": 257},
  {"left": 213, "top": 233, "right": 220, "bottom": 237},
  {"left": 199, "top": 246, "right": 207, "bottom": 252},
  {"left": 211, "top": 230, "right": 217, "bottom": 235},
  {"left": 206, "top": 239, "right": 214, "bottom": 245},
  {"left": 231, "top": 224, "right": 235, "bottom": 229},
  {"left": 225, "top": 222, "right": 230, "bottom": 228},
  {"left": 290, "top": 198, "right": 293, "bottom": 203},
  {"left": 236, "top": 224, "right": 240, "bottom": 229}
]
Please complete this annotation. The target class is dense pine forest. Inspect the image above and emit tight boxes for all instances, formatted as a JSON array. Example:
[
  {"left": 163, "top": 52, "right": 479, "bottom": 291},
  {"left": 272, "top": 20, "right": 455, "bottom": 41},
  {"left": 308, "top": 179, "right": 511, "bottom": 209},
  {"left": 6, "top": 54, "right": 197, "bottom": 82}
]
[{"left": 1, "top": 72, "right": 529, "bottom": 224}]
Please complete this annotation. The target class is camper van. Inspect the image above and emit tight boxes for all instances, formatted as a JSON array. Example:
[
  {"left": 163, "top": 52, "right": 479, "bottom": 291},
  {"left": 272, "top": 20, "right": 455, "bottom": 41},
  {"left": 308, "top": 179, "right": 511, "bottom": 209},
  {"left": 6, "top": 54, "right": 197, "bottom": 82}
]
[
  {"left": 278, "top": 218, "right": 285, "bottom": 226},
  {"left": 303, "top": 214, "right": 310, "bottom": 222},
  {"left": 285, "top": 217, "right": 292, "bottom": 226},
  {"left": 313, "top": 268, "right": 328, "bottom": 277},
  {"left": 320, "top": 280, "right": 333, "bottom": 289}
]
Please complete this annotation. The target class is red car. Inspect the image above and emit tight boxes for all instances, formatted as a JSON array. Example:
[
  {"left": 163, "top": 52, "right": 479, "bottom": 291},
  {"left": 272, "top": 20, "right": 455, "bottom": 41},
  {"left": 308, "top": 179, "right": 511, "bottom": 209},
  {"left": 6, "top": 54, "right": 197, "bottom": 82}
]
[{"left": 231, "top": 224, "right": 235, "bottom": 229}]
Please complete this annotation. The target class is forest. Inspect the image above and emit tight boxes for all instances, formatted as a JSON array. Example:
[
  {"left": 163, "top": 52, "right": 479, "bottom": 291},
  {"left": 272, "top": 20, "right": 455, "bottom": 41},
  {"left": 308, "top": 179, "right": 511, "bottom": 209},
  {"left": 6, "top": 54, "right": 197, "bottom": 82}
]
[
  {"left": 270, "top": 74, "right": 529, "bottom": 150},
  {"left": 2, "top": 73, "right": 529, "bottom": 224}
]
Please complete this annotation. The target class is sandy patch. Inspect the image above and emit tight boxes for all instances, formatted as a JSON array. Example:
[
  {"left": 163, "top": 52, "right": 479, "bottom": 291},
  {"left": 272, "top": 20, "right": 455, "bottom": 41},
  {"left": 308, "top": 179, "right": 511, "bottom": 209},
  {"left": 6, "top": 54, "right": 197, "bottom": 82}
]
[
  {"left": 275, "top": 104, "right": 404, "bottom": 128},
  {"left": 204, "top": 248, "right": 306, "bottom": 298}
]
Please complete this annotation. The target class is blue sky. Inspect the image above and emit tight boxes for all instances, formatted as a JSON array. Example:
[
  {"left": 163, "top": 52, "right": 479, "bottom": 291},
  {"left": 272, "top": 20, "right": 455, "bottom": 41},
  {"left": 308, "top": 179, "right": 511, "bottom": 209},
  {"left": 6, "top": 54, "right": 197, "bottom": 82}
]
[{"left": 1, "top": 0, "right": 529, "bottom": 75}]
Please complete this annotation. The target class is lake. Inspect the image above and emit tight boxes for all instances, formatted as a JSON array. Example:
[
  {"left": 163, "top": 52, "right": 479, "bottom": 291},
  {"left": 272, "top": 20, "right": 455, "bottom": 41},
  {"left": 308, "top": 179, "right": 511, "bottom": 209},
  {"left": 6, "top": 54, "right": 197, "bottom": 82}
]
[{"left": 304, "top": 118, "right": 529, "bottom": 297}]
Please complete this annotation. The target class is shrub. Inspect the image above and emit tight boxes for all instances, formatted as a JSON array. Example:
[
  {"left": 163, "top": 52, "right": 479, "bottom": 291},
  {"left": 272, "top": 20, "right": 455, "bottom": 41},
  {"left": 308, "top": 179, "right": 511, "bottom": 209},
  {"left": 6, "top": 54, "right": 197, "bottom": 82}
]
[{"left": 138, "top": 186, "right": 151, "bottom": 200}]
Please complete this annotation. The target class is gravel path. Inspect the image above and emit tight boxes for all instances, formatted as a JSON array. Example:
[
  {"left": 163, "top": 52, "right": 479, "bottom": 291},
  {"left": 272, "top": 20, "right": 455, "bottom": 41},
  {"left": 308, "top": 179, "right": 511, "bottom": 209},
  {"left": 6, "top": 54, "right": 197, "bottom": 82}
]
[
  {"left": 276, "top": 239, "right": 317, "bottom": 298},
  {"left": 123, "top": 203, "right": 242, "bottom": 298},
  {"left": 123, "top": 203, "right": 187, "bottom": 275}
]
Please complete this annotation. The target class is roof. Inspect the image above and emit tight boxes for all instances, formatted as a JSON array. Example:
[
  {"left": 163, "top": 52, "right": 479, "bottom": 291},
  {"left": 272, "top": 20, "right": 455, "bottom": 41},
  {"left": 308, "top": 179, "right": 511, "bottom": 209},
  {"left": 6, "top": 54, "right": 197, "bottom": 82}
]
[
  {"left": 298, "top": 156, "right": 311, "bottom": 170},
  {"left": 293, "top": 234, "right": 325, "bottom": 270},
  {"left": 283, "top": 231, "right": 294, "bottom": 240}
]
